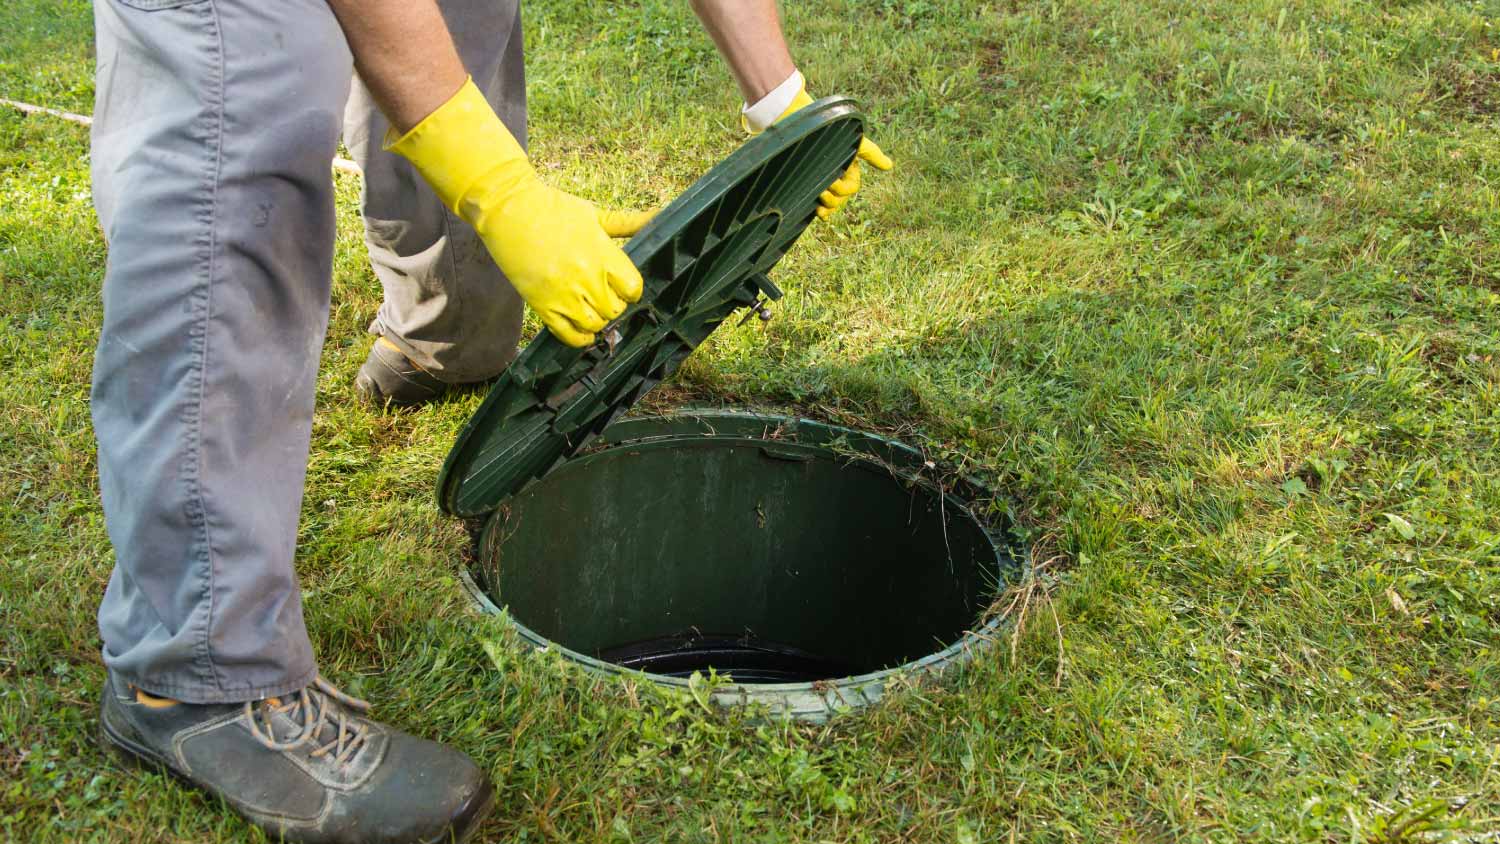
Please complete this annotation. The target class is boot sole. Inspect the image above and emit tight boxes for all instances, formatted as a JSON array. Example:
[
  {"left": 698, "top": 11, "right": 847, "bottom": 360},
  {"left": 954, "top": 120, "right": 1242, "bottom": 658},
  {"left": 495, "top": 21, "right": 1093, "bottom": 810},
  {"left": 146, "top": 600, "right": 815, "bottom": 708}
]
[
  {"left": 440, "top": 779, "right": 496, "bottom": 844},
  {"left": 99, "top": 704, "right": 183, "bottom": 778},
  {"left": 100, "top": 704, "right": 497, "bottom": 844}
]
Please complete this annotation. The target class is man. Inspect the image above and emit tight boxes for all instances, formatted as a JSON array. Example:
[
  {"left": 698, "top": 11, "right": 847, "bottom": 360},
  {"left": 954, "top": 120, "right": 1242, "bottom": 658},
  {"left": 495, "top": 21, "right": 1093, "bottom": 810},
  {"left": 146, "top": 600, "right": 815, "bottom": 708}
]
[{"left": 88, "top": 0, "right": 890, "bottom": 840}]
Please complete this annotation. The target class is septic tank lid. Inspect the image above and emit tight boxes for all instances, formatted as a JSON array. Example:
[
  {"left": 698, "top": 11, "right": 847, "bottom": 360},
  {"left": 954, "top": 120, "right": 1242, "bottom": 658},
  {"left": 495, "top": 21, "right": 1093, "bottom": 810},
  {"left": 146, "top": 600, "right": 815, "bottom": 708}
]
[{"left": 436, "top": 97, "right": 866, "bottom": 517}]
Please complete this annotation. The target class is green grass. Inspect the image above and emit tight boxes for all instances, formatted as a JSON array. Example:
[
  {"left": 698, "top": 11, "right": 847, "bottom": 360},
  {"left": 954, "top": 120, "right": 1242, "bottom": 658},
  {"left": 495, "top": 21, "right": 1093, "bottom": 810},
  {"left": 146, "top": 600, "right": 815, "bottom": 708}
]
[{"left": 3, "top": 0, "right": 1499, "bottom": 840}]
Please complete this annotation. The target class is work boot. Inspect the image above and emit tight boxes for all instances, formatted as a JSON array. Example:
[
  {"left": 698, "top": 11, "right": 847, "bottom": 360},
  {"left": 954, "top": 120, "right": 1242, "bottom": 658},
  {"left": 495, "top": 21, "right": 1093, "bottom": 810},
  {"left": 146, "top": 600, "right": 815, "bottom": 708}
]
[
  {"left": 99, "top": 671, "right": 494, "bottom": 844},
  {"left": 354, "top": 336, "right": 450, "bottom": 408}
]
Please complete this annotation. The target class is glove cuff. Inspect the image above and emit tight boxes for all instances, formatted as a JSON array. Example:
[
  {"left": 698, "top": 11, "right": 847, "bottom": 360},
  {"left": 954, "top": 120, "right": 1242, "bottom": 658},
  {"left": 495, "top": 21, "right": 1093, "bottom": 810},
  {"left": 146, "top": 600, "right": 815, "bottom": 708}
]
[
  {"left": 740, "top": 70, "right": 807, "bottom": 134},
  {"left": 385, "top": 77, "right": 532, "bottom": 218}
]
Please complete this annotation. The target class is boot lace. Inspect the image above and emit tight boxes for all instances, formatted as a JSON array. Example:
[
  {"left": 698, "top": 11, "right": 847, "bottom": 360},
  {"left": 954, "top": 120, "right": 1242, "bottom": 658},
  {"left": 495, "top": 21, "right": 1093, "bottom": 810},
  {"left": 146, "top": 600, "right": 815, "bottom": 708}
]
[{"left": 244, "top": 676, "right": 373, "bottom": 769}]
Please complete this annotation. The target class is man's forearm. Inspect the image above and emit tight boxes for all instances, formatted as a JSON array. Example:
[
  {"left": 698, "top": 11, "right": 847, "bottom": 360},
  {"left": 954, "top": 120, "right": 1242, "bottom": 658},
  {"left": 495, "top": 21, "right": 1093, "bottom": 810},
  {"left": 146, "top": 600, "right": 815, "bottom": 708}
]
[
  {"left": 689, "top": 0, "right": 796, "bottom": 103},
  {"left": 325, "top": 0, "right": 468, "bottom": 134}
]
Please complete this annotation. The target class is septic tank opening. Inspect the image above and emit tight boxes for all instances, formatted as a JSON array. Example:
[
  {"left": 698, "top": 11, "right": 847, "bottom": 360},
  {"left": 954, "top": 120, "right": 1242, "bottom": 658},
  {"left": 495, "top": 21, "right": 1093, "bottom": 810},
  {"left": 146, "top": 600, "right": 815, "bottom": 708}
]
[{"left": 467, "top": 412, "right": 1020, "bottom": 719}]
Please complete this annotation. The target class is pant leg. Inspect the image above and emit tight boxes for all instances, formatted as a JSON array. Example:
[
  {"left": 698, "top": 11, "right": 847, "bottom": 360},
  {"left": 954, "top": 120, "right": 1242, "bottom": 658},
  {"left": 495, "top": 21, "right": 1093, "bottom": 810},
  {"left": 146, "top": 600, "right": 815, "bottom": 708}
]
[
  {"left": 90, "top": 0, "right": 353, "bottom": 704},
  {"left": 342, "top": 0, "right": 527, "bottom": 385}
]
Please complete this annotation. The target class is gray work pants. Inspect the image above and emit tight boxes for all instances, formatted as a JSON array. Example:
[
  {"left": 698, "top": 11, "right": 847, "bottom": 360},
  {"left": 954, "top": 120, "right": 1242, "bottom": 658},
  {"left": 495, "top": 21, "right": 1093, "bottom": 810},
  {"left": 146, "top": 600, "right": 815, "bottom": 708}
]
[{"left": 90, "top": 0, "right": 524, "bottom": 704}]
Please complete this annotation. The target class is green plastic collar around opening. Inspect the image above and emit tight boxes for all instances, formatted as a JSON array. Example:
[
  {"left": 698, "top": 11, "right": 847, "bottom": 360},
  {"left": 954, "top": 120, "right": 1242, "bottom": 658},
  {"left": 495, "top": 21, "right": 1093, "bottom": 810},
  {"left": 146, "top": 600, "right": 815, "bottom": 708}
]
[{"left": 437, "top": 97, "right": 865, "bottom": 517}]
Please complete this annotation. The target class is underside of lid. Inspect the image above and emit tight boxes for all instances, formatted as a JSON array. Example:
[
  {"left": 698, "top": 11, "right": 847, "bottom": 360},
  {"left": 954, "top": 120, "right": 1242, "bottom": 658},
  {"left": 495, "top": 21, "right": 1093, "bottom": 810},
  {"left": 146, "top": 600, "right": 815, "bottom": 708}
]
[{"left": 437, "top": 98, "right": 865, "bottom": 517}]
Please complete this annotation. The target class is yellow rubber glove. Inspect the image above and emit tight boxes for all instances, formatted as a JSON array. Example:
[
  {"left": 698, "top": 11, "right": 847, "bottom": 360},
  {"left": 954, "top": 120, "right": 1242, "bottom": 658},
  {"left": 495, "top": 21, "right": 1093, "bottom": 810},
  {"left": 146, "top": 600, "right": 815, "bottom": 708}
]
[
  {"left": 387, "top": 79, "right": 647, "bottom": 347},
  {"left": 746, "top": 86, "right": 894, "bottom": 221}
]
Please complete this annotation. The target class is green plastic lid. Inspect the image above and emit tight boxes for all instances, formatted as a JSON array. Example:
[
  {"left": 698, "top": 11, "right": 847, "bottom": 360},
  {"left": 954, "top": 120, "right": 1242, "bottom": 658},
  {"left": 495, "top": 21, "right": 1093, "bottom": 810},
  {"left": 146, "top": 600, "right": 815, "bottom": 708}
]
[{"left": 437, "top": 97, "right": 865, "bottom": 517}]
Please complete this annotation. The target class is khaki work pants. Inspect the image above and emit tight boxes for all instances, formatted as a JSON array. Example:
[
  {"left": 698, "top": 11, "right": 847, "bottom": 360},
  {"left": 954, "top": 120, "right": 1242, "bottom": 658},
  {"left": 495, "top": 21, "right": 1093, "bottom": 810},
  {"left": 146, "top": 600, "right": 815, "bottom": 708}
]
[{"left": 90, "top": 0, "right": 524, "bottom": 703}]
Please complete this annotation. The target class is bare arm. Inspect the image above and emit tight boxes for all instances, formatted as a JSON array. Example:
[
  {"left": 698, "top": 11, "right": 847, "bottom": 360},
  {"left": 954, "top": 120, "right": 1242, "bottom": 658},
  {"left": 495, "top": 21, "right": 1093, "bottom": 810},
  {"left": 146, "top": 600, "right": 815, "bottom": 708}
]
[
  {"left": 689, "top": 0, "right": 797, "bottom": 102},
  {"left": 324, "top": 0, "right": 467, "bottom": 134},
  {"left": 691, "top": 0, "right": 892, "bottom": 220}
]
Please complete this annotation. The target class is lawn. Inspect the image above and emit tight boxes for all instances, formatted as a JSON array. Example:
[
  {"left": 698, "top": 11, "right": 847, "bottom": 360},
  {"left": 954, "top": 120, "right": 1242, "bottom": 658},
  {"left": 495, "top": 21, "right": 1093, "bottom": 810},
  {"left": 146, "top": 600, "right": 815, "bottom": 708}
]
[{"left": 3, "top": 0, "right": 1499, "bottom": 840}]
